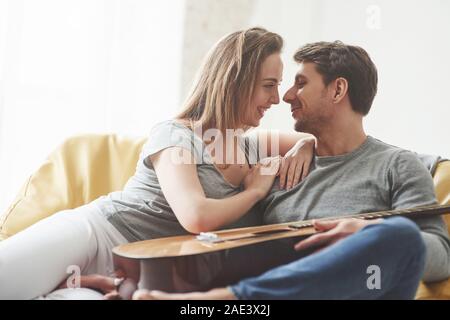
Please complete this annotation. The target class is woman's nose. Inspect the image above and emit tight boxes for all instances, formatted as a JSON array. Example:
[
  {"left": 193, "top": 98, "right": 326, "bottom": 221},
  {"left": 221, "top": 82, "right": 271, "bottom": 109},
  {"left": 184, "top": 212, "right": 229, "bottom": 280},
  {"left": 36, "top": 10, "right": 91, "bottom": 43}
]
[{"left": 271, "top": 89, "right": 280, "bottom": 105}]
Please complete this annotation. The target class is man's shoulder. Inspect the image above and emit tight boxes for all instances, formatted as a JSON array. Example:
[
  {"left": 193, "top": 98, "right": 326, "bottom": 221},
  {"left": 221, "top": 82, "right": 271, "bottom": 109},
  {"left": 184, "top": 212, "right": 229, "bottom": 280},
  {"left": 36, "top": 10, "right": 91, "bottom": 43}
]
[
  {"left": 368, "top": 136, "right": 430, "bottom": 173},
  {"left": 365, "top": 136, "right": 410, "bottom": 163},
  {"left": 367, "top": 136, "right": 403, "bottom": 154}
]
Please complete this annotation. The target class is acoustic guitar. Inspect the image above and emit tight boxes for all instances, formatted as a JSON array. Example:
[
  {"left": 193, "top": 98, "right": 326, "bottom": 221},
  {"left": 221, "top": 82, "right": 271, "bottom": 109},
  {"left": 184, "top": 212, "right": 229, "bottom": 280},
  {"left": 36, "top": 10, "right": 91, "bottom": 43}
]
[{"left": 112, "top": 204, "right": 450, "bottom": 299}]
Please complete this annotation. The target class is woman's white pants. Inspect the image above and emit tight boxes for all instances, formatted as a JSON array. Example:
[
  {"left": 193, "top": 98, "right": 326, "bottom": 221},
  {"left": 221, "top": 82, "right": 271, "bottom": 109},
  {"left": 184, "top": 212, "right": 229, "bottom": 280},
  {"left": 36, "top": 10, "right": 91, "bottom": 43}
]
[{"left": 0, "top": 203, "right": 128, "bottom": 300}]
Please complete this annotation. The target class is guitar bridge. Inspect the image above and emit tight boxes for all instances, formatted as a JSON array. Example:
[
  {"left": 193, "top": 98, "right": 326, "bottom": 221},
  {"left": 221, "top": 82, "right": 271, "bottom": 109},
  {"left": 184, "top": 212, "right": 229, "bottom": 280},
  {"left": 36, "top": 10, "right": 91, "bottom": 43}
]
[{"left": 196, "top": 232, "right": 224, "bottom": 243}]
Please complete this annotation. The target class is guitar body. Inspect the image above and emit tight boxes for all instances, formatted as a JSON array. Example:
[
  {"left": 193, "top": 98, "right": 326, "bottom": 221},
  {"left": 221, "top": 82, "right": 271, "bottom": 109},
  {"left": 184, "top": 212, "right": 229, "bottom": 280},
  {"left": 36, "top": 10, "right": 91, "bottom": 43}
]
[
  {"left": 112, "top": 204, "right": 450, "bottom": 299},
  {"left": 112, "top": 222, "right": 316, "bottom": 298},
  {"left": 115, "top": 236, "right": 309, "bottom": 296}
]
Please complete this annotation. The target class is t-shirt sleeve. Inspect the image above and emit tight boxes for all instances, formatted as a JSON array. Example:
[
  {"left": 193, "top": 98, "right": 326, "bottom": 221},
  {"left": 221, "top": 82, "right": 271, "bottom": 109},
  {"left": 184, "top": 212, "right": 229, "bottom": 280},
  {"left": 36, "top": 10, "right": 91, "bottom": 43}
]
[
  {"left": 140, "top": 121, "right": 204, "bottom": 168},
  {"left": 389, "top": 150, "right": 450, "bottom": 282},
  {"left": 389, "top": 150, "right": 437, "bottom": 209}
]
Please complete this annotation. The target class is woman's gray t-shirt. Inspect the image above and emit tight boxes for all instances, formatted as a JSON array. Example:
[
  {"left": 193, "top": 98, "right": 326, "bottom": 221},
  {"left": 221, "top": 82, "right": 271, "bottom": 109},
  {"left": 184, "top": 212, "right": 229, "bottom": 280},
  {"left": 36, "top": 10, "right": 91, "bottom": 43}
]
[{"left": 92, "top": 120, "right": 261, "bottom": 242}]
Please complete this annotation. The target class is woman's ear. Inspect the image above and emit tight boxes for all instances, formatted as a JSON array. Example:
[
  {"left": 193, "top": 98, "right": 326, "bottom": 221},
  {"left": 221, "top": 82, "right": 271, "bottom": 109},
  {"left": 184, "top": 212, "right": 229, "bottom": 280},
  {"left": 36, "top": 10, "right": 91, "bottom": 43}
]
[{"left": 332, "top": 77, "right": 348, "bottom": 103}]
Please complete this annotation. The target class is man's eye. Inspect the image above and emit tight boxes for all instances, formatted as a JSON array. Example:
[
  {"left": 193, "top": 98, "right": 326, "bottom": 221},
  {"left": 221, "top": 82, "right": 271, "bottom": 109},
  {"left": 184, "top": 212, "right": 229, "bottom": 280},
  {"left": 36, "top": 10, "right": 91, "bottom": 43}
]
[{"left": 298, "top": 82, "right": 306, "bottom": 88}]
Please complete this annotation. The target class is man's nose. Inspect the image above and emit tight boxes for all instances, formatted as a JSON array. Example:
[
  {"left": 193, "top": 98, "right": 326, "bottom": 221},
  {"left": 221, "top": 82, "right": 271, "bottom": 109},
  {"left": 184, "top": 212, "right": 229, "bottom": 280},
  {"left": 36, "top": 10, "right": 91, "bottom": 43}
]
[{"left": 283, "top": 87, "right": 295, "bottom": 104}]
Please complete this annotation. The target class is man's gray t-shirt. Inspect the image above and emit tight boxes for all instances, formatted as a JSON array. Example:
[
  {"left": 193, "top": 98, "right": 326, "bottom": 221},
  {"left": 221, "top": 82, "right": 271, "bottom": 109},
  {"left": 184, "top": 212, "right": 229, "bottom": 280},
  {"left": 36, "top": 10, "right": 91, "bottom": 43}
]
[
  {"left": 259, "top": 136, "right": 450, "bottom": 282},
  {"left": 92, "top": 120, "right": 261, "bottom": 242}
]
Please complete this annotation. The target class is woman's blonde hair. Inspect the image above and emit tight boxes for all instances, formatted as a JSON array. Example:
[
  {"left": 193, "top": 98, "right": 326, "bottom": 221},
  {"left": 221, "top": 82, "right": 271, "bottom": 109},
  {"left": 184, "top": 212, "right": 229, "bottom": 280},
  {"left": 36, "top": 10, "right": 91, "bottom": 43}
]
[{"left": 176, "top": 27, "right": 283, "bottom": 133}]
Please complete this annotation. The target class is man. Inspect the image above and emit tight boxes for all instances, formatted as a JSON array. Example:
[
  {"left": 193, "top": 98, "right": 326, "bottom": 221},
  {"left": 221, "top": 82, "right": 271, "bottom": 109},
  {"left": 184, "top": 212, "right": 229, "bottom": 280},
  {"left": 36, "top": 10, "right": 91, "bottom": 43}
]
[{"left": 135, "top": 41, "right": 450, "bottom": 299}]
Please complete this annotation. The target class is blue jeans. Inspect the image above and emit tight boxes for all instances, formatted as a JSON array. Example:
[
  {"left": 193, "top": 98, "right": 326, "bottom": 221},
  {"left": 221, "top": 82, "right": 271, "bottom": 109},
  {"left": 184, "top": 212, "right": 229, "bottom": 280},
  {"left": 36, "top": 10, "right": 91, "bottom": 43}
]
[{"left": 230, "top": 217, "right": 426, "bottom": 300}]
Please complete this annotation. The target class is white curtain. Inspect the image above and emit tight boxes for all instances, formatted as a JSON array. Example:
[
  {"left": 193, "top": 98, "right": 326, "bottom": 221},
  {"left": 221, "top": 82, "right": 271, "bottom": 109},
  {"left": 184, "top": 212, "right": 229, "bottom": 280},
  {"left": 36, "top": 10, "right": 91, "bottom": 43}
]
[{"left": 0, "top": 0, "right": 186, "bottom": 213}]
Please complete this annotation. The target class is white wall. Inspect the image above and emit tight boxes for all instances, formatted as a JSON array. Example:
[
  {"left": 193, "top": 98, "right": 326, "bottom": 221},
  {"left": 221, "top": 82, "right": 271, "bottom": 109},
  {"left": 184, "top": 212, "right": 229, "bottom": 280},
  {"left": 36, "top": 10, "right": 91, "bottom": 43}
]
[
  {"left": 247, "top": 0, "right": 450, "bottom": 158},
  {"left": 247, "top": 0, "right": 318, "bottom": 139},
  {"left": 181, "top": 0, "right": 450, "bottom": 158},
  {"left": 180, "top": 0, "right": 321, "bottom": 141},
  {"left": 313, "top": 0, "right": 450, "bottom": 158}
]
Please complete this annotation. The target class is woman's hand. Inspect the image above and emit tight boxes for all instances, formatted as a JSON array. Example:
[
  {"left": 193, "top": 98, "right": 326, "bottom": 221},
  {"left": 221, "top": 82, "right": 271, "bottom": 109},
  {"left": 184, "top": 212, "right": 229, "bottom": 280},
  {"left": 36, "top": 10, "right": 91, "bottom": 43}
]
[
  {"left": 279, "top": 137, "right": 315, "bottom": 190},
  {"left": 243, "top": 156, "right": 281, "bottom": 199}
]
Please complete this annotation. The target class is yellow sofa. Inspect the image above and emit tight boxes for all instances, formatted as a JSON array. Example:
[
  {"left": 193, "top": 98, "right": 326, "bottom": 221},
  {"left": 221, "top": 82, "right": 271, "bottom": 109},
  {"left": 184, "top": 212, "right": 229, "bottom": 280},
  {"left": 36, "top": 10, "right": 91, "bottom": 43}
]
[
  {"left": 0, "top": 134, "right": 147, "bottom": 241},
  {"left": 0, "top": 134, "right": 449, "bottom": 299}
]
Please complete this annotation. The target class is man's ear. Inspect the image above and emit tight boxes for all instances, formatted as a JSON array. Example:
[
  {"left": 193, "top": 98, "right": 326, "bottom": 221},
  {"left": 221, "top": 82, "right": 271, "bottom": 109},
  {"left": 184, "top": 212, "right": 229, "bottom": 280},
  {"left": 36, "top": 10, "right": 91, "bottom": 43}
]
[{"left": 332, "top": 77, "right": 348, "bottom": 103}]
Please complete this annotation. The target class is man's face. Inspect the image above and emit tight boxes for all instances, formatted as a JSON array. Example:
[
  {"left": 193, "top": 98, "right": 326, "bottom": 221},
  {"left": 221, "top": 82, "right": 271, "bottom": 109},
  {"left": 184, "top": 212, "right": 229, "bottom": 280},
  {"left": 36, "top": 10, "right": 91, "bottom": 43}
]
[{"left": 283, "top": 62, "right": 332, "bottom": 134}]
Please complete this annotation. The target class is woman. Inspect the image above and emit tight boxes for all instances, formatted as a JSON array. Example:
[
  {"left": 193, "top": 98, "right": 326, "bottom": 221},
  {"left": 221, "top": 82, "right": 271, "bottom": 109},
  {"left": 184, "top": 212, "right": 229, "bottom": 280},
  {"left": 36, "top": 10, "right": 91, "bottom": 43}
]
[{"left": 0, "top": 27, "right": 315, "bottom": 299}]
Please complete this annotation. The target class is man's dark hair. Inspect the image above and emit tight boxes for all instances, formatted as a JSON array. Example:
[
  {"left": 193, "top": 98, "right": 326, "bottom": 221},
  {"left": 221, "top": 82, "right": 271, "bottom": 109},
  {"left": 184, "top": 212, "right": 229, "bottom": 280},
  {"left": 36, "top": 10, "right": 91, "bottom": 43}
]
[{"left": 294, "top": 41, "right": 378, "bottom": 116}]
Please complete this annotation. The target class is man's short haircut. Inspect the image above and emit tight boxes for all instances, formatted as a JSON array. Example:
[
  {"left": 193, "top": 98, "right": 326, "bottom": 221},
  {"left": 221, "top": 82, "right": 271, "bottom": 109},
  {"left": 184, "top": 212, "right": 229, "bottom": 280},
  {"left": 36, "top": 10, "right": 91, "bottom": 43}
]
[{"left": 294, "top": 41, "right": 378, "bottom": 116}]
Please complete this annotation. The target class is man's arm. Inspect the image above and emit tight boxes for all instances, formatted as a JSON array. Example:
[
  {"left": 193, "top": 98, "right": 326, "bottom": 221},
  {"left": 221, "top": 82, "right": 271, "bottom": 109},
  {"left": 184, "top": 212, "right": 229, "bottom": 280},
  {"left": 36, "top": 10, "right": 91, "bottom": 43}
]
[{"left": 389, "top": 150, "right": 450, "bottom": 282}]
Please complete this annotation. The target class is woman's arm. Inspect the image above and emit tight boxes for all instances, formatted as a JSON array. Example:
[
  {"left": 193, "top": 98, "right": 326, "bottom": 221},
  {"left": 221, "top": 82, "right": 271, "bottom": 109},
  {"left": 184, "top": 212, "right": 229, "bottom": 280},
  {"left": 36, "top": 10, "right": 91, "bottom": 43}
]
[{"left": 149, "top": 147, "right": 278, "bottom": 234}]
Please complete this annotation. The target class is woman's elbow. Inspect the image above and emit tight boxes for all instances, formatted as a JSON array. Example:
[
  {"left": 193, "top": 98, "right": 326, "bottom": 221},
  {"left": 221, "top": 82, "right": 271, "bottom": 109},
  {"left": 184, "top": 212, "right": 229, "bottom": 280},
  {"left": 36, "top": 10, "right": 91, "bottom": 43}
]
[
  {"left": 178, "top": 205, "right": 213, "bottom": 234},
  {"left": 181, "top": 220, "right": 204, "bottom": 234},
  {"left": 180, "top": 218, "right": 213, "bottom": 234}
]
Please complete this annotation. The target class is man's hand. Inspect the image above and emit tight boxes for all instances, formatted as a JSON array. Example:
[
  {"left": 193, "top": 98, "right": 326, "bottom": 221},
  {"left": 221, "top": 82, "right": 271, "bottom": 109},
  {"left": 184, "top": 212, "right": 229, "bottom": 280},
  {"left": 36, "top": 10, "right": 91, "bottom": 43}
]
[{"left": 294, "top": 218, "right": 384, "bottom": 252}]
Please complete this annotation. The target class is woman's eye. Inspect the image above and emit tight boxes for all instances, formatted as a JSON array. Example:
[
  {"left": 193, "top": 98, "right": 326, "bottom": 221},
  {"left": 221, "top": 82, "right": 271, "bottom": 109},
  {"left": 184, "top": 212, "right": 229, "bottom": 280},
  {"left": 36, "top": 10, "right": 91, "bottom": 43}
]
[
  {"left": 264, "top": 84, "right": 275, "bottom": 88},
  {"left": 298, "top": 82, "right": 306, "bottom": 88}
]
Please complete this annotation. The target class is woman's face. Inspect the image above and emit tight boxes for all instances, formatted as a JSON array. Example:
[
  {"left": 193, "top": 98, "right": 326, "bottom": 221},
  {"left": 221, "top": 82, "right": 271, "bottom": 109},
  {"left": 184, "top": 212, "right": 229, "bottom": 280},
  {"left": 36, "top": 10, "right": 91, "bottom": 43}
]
[{"left": 244, "top": 53, "right": 283, "bottom": 127}]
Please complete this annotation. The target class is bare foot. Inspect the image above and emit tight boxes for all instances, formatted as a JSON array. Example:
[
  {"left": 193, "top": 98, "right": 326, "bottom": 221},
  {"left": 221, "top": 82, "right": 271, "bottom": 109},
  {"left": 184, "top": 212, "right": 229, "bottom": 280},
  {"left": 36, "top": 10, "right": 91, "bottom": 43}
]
[
  {"left": 104, "top": 290, "right": 122, "bottom": 300},
  {"left": 132, "top": 288, "right": 237, "bottom": 300}
]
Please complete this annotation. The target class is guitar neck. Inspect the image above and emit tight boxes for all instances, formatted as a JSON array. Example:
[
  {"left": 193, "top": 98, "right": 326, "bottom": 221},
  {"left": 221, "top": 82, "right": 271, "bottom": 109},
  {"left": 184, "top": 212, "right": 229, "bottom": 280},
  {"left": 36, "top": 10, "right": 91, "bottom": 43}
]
[
  {"left": 113, "top": 203, "right": 450, "bottom": 260},
  {"left": 289, "top": 204, "right": 450, "bottom": 230}
]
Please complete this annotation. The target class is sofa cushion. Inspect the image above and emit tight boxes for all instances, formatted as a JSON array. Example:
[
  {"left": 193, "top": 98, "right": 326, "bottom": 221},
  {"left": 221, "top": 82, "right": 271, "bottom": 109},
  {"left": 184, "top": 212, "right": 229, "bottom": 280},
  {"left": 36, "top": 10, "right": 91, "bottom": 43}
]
[{"left": 416, "top": 160, "right": 450, "bottom": 299}]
